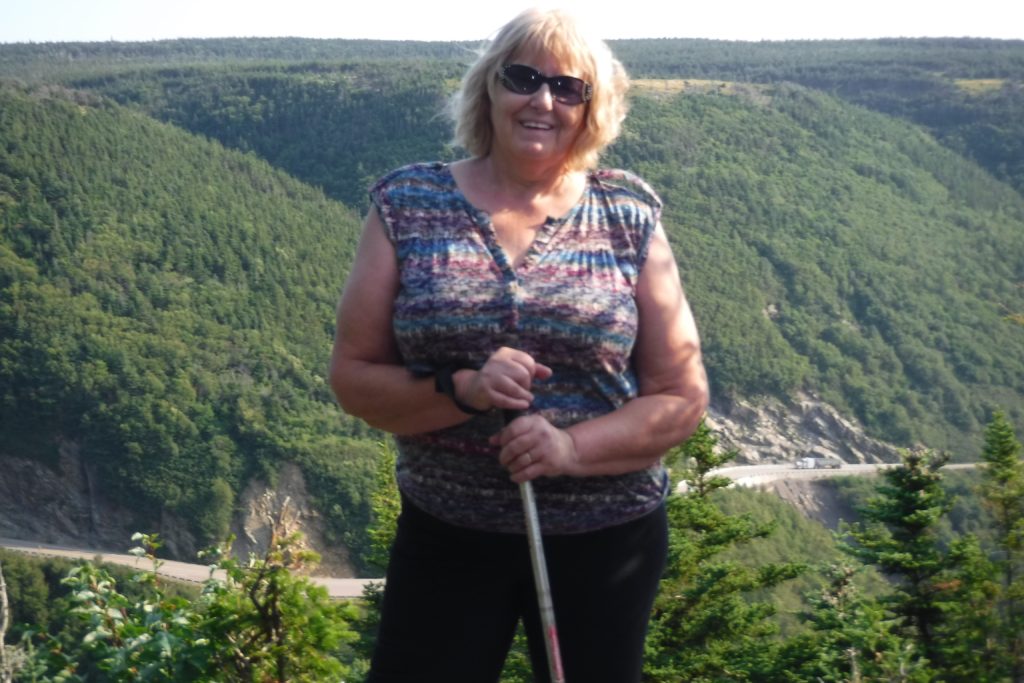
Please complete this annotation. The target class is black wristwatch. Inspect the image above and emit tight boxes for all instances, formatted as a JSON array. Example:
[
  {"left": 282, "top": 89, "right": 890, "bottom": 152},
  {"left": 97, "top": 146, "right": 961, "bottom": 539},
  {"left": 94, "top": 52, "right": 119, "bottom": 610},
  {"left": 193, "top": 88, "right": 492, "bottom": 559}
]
[{"left": 435, "top": 364, "right": 488, "bottom": 415}]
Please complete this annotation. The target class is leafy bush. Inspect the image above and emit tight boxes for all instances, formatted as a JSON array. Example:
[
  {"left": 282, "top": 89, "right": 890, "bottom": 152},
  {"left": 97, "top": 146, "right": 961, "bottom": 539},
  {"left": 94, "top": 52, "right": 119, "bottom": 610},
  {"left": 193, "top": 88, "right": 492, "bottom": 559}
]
[{"left": 13, "top": 533, "right": 361, "bottom": 682}]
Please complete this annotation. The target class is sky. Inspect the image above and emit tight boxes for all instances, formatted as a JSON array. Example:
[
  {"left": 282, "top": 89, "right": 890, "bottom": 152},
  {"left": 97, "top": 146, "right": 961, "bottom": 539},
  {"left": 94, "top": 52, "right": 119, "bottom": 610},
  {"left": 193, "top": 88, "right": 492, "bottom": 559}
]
[{"left": 2, "top": 0, "right": 1022, "bottom": 44}]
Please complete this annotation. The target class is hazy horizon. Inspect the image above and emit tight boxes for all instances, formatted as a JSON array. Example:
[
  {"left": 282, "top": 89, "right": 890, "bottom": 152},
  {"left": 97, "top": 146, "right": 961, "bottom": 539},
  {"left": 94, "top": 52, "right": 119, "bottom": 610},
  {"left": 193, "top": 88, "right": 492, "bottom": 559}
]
[{"left": 3, "top": 0, "right": 1022, "bottom": 45}]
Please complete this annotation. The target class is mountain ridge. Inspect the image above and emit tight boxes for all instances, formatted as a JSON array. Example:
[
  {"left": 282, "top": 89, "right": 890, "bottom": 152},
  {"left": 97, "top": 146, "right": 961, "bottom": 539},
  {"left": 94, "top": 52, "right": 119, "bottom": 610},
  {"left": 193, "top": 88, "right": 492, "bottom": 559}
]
[{"left": 1, "top": 47, "right": 1022, "bottom": 567}]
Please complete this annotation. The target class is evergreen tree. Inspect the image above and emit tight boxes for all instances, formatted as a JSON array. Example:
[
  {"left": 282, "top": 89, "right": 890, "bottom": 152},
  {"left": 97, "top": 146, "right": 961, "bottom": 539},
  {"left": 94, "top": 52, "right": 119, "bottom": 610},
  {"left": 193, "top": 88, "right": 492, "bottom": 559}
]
[
  {"left": 776, "top": 564, "right": 933, "bottom": 682},
  {"left": 363, "top": 440, "right": 400, "bottom": 576},
  {"left": 937, "top": 534, "right": 1001, "bottom": 681},
  {"left": 839, "top": 450, "right": 956, "bottom": 669},
  {"left": 643, "top": 422, "right": 806, "bottom": 681},
  {"left": 349, "top": 440, "right": 399, "bottom": 673},
  {"left": 979, "top": 411, "right": 1024, "bottom": 681}
]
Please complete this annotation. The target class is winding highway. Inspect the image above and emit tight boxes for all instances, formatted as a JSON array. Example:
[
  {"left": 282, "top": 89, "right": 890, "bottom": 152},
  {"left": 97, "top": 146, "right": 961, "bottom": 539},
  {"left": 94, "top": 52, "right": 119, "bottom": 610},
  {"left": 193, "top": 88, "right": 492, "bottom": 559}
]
[
  {"left": 2, "top": 462, "right": 977, "bottom": 598},
  {"left": 678, "top": 461, "right": 977, "bottom": 491},
  {"left": 0, "top": 536, "right": 380, "bottom": 599}
]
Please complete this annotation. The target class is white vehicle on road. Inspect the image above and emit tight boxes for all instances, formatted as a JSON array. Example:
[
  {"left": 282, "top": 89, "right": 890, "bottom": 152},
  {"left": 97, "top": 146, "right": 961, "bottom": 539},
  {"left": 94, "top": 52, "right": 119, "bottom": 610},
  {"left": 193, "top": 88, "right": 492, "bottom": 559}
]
[{"left": 795, "top": 455, "right": 844, "bottom": 469}]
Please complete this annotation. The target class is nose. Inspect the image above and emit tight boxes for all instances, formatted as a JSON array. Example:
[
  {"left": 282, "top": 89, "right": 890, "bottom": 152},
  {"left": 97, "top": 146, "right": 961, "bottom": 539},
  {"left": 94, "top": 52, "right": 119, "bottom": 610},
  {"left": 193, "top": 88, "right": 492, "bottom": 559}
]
[{"left": 529, "top": 83, "right": 554, "bottom": 109}]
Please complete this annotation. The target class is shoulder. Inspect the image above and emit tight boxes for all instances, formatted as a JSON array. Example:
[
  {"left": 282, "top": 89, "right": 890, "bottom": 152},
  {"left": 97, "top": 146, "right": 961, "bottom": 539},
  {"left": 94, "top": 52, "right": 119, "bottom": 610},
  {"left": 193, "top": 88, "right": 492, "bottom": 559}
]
[
  {"left": 587, "top": 169, "right": 664, "bottom": 276},
  {"left": 371, "top": 161, "right": 449, "bottom": 191},
  {"left": 590, "top": 168, "right": 663, "bottom": 219},
  {"left": 369, "top": 162, "right": 459, "bottom": 242}
]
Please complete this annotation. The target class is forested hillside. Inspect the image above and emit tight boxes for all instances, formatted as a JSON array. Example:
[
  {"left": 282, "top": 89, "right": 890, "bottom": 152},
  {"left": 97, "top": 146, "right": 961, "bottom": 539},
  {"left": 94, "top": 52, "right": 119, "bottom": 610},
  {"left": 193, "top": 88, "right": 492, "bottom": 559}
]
[
  {"left": 5, "top": 37, "right": 1023, "bottom": 195},
  {"left": 610, "top": 84, "right": 1024, "bottom": 452},
  {"left": 0, "top": 83, "right": 378, "bottom": 559},
  {"left": 614, "top": 38, "right": 1024, "bottom": 195},
  {"left": 66, "top": 62, "right": 462, "bottom": 208},
  {"left": 22, "top": 55, "right": 1022, "bottom": 453},
  {"left": 1, "top": 37, "right": 1023, "bottom": 572}
]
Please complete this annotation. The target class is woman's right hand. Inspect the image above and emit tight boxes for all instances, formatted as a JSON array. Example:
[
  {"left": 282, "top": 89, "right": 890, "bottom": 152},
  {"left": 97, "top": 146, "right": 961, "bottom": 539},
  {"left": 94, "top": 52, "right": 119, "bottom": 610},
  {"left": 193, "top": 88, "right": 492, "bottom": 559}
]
[{"left": 456, "top": 347, "right": 553, "bottom": 413}]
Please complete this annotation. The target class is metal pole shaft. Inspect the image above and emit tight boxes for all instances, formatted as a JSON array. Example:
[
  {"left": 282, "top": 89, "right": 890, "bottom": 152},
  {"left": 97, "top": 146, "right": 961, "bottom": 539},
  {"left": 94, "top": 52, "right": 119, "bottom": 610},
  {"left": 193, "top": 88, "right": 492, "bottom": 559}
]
[
  {"left": 504, "top": 409, "right": 565, "bottom": 682},
  {"left": 520, "top": 480, "right": 565, "bottom": 683}
]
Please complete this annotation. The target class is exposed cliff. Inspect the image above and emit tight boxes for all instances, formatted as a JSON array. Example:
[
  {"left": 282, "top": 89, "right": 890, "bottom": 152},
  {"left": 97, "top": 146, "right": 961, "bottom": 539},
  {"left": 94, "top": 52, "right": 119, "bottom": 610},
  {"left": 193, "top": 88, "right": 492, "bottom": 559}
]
[
  {"left": 707, "top": 392, "right": 902, "bottom": 466},
  {"left": 0, "top": 440, "right": 148, "bottom": 553},
  {"left": 757, "top": 478, "right": 861, "bottom": 530},
  {"left": 0, "top": 442, "right": 356, "bottom": 577}
]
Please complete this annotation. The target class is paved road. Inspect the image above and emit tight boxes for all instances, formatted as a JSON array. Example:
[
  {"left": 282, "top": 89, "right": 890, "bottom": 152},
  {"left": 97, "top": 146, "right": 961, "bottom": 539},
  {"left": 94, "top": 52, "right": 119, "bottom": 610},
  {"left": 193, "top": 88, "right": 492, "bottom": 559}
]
[
  {"left": 0, "top": 536, "right": 380, "bottom": 599},
  {"left": 677, "top": 461, "right": 977, "bottom": 492},
  {"left": 3, "top": 462, "right": 977, "bottom": 596}
]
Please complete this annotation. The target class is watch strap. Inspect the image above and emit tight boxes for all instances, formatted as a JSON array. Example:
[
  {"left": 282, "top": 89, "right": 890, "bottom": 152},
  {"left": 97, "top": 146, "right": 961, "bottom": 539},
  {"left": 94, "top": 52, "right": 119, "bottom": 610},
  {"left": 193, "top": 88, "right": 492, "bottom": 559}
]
[{"left": 435, "top": 365, "right": 488, "bottom": 415}]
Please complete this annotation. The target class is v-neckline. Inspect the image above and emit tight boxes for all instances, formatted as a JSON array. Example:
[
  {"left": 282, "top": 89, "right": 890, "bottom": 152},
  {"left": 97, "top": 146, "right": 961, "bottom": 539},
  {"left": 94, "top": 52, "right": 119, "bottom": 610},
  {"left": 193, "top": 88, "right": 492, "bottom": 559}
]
[{"left": 443, "top": 163, "right": 587, "bottom": 274}]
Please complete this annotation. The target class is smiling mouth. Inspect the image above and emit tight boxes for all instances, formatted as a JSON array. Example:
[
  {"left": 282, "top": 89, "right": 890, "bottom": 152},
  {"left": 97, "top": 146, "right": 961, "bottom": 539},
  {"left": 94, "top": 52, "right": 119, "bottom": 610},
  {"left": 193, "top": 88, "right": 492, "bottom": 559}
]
[{"left": 521, "top": 121, "right": 553, "bottom": 131}]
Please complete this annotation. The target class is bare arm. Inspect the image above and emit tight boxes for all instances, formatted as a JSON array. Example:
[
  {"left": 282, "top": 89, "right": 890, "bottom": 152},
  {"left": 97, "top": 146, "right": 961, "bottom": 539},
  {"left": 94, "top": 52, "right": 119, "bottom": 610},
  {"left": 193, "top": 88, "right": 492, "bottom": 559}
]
[
  {"left": 495, "top": 224, "right": 709, "bottom": 480},
  {"left": 330, "top": 209, "right": 551, "bottom": 435}
]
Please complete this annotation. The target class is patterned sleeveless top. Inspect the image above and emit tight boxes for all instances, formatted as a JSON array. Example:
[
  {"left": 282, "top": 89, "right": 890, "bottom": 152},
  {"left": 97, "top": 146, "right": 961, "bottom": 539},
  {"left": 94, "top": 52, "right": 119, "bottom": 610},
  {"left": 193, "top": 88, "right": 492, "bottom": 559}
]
[{"left": 371, "top": 162, "right": 670, "bottom": 534}]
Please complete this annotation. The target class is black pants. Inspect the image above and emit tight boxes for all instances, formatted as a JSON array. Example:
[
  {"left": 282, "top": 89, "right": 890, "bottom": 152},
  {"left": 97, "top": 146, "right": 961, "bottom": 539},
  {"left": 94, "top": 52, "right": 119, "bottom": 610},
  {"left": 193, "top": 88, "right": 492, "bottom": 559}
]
[{"left": 367, "top": 497, "right": 668, "bottom": 683}]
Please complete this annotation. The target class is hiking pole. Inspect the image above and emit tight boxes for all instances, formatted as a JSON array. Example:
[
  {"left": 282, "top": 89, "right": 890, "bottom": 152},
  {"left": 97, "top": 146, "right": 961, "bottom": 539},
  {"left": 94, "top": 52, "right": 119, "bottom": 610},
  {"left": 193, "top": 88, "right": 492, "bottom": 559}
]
[{"left": 504, "top": 409, "right": 565, "bottom": 683}]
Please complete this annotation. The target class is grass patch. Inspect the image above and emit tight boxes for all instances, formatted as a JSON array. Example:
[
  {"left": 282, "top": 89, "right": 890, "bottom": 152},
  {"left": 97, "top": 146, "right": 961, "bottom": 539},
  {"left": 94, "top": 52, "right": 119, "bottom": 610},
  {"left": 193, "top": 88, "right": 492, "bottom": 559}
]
[{"left": 953, "top": 78, "right": 1006, "bottom": 95}]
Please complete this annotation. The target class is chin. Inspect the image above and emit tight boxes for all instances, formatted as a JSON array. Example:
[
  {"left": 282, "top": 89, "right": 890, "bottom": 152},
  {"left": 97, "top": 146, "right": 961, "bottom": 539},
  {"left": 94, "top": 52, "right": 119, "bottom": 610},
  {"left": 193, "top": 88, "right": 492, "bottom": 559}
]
[{"left": 516, "top": 143, "right": 559, "bottom": 159}]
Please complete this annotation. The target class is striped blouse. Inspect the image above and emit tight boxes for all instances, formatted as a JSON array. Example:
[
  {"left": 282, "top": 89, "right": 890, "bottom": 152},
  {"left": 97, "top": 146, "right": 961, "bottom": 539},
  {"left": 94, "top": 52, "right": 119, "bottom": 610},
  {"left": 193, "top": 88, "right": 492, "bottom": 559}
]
[{"left": 370, "top": 161, "right": 670, "bottom": 534}]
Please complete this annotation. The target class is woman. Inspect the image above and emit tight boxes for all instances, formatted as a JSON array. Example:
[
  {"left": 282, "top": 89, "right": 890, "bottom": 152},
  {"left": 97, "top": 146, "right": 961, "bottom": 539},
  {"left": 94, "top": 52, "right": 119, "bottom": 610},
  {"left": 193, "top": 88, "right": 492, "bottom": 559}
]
[{"left": 330, "top": 7, "right": 708, "bottom": 682}]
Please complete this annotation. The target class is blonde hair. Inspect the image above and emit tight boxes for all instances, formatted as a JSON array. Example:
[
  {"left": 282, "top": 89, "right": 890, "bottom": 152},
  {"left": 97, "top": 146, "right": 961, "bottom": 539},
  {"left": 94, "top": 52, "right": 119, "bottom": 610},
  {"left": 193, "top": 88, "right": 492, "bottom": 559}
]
[{"left": 449, "top": 7, "right": 630, "bottom": 171}]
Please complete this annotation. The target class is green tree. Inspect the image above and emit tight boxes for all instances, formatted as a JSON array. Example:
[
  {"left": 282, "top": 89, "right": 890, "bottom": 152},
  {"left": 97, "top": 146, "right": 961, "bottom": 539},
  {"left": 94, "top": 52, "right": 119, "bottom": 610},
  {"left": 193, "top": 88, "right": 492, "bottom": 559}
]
[
  {"left": 776, "top": 564, "right": 933, "bottom": 682},
  {"left": 979, "top": 411, "right": 1024, "bottom": 681},
  {"left": 643, "top": 421, "right": 806, "bottom": 681},
  {"left": 348, "top": 439, "right": 399, "bottom": 675},
  {"left": 363, "top": 440, "right": 400, "bottom": 576},
  {"left": 1, "top": 559, "right": 15, "bottom": 683},
  {"left": 938, "top": 534, "right": 1001, "bottom": 680},
  {"left": 839, "top": 450, "right": 956, "bottom": 669}
]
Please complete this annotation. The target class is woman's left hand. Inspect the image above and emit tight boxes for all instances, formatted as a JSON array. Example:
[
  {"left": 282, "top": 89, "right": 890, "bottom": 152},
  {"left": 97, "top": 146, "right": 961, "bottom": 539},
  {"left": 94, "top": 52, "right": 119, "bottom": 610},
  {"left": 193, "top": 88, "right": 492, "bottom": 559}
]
[{"left": 491, "top": 414, "right": 579, "bottom": 483}]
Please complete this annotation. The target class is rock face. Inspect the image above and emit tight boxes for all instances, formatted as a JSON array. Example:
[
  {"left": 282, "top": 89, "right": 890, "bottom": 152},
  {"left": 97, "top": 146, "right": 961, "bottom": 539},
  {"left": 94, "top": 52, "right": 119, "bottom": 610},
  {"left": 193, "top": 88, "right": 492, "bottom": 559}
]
[
  {"left": 706, "top": 392, "right": 901, "bottom": 466},
  {"left": 0, "top": 442, "right": 356, "bottom": 577},
  {"left": 231, "top": 462, "right": 355, "bottom": 577},
  {"left": 760, "top": 478, "right": 861, "bottom": 530},
  {"left": 0, "top": 440, "right": 149, "bottom": 553}
]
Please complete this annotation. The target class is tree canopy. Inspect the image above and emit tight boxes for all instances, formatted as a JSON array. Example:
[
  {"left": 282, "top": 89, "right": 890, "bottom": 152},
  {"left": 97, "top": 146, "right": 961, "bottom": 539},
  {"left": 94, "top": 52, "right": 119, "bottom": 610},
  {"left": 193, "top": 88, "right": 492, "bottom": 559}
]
[{"left": 1, "top": 36, "right": 1023, "bottom": 568}]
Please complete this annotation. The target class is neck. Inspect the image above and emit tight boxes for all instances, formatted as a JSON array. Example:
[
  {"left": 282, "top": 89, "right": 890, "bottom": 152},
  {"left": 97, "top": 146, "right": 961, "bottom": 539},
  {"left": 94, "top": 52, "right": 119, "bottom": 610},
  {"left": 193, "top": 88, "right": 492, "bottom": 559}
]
[{"left": 478, "top": 153, "right": 577, "bottom": 202}]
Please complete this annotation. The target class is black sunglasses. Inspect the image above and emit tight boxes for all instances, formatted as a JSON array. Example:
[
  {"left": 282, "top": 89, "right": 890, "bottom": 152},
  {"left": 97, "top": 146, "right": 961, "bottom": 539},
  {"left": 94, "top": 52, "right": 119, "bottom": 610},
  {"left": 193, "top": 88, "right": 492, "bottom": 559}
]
[{"left": 498, "top": 64, "right": 593, "bottom": 105}]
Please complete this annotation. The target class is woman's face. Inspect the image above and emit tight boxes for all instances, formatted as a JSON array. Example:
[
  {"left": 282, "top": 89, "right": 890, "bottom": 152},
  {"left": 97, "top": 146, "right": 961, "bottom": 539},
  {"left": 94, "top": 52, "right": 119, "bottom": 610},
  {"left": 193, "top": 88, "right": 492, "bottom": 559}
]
[{"left": 489, "top": 49, "right": 588, "bottom": 168}]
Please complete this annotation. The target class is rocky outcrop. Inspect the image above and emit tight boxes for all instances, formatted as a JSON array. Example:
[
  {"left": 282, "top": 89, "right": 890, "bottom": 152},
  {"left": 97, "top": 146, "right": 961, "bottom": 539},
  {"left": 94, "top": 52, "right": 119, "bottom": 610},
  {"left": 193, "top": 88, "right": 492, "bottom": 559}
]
[
  {"left": 0, "top": 440, "right": 138, "bottom": 552},
  {"left": 0, "top": 443, "right": 355, "bottom": 576},
  {"left": 760, "top": 478, "right": 860, "bottom": 530},
  {"left": 706, "top": 391, "right": 901, "bottom": 465},
  {"left": 231, "top": 462, "right": 355, "bottom": 577}
]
